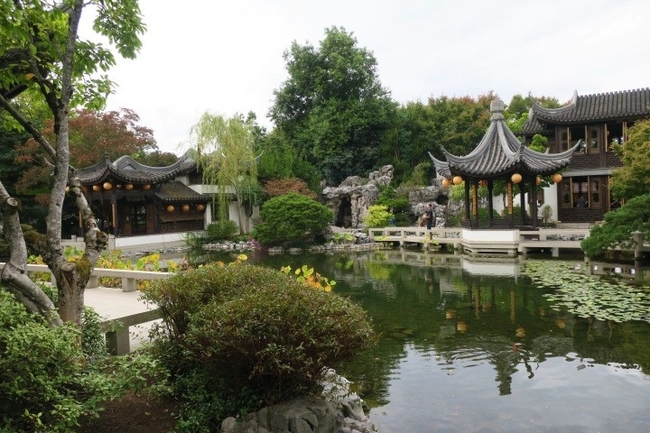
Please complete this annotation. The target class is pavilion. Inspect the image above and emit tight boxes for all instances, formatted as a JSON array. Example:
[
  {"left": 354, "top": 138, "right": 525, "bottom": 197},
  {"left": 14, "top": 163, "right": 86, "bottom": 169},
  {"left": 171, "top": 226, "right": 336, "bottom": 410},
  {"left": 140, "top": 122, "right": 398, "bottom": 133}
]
[
  {"left": 75, "top": 152, "right": 209, "bottom": 238},
  {"left": 429, "top": 99, "right": 578, "bottom": 229}
]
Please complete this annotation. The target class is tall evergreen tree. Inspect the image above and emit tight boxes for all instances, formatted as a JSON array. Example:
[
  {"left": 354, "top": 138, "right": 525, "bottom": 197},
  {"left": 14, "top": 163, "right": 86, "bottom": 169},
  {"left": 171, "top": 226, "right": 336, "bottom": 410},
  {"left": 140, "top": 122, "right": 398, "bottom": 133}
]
[{"left": 270, "top": 26, "right": 396, "bottom": 186}]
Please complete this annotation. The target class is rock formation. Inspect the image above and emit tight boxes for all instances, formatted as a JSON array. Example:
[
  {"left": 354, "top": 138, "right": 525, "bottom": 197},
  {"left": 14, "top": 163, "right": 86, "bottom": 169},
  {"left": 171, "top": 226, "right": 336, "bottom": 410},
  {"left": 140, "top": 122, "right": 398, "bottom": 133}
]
[{"left": 322, "top": 166, "right": 450, "bottom": 229}]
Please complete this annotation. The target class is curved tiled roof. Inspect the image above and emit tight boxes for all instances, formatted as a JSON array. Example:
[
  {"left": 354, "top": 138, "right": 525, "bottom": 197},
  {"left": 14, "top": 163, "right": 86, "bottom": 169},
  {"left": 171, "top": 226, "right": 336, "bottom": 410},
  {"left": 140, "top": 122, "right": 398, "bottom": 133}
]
[
  {"left": 155, "top": 181, "right": 207, "bottom": 203},
  {"left": 76, "top": 151, "right": 197, "bottom": 185},
  {"left": 520, "top": 88, "right": 650, "bottom": 135},
  {"left": 431, "top": 99, "right": 577, "bottom": 179}
]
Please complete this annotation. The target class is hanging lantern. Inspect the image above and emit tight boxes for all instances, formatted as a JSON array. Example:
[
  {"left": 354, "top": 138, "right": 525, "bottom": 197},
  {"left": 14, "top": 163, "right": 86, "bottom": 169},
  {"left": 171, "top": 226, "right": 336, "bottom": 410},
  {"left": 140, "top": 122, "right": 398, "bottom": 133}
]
[
  {"left": 511, "top": 173, "right": 522, "bottom": 184},
  {"left": 92, "top": 184, "right": 101, "bottom": 192},
  {"left": 65, "top": 186, "right": 70, "bottom": 193},
  {"left": 125, "top": 184, "right": 134, "bottom": 191},
  {"left": 536, "top": 176, "right": 541, "bottom": 185},
  {"left": 116, "top": 184, "right": 123, "bottom": 189},
  {"left": 452, "top": 176, "right": 463, "bottom": 185},
  {"left": 166, "top": 205, "right": 175, "bottom": 213},
  {"left": 142, "top": 184, "right": 151, "bottom": 191},
  {"left": 197, "top": 204, "right": 205, "bottom": 212},
  {"left": 479, "top": 180, "right": 487, "bottom": 187},
  {"left": 103, "top": 182, "right": 113, "bottom": 191},
  {"left": 441, "top": 178, "right": 451, "bottom": 187},
  {"left": 551, "top": 173, "right": 563, "bottom": 183},
  {"left": 182, "top": 204, "right": 190, "bottom": 212}
]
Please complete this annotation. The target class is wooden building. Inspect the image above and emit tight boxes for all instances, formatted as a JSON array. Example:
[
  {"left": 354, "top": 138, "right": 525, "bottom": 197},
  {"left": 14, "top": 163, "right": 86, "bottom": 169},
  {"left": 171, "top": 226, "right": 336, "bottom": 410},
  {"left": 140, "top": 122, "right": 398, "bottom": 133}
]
[
  {"left": 519, "top": 88, "right": 650, "bottom": 224},
  {"left": 76, "top": 152, "right": 209, "bottom": 237},
  {"left": 430, "top": 99, "right": 576, "bottom": 229}
]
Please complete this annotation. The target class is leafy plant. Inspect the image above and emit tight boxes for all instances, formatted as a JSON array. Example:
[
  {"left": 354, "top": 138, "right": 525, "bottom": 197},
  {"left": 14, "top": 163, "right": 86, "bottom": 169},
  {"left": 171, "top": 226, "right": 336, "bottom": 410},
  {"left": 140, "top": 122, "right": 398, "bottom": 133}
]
[
  {"left": 0, "top": 290, "right": 114, "bottom": 432},
  {"left": 364, "top": 205, "right": 392, "bottom": 229},
  {"left": 141, "top": 262, "right": 374, "bottom": 426},
  {"left": 581, "top": 194, "right": 650, "bottom": 259},
  {"left": 281, "top": 264, "right": 337, "bottom": 292},
  {"left": 253, "top": 192, "right": 333, "bottom": 248},
  {"left": 206, "top": 219, "right": 239, "bottom": 242}
]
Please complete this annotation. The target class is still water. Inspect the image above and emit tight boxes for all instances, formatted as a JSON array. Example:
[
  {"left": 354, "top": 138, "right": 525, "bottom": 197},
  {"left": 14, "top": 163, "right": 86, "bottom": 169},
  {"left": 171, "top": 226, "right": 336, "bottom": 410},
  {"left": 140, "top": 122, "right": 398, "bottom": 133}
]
[{"left": 198, "top": 248, "right": 650, "bottom": 433}]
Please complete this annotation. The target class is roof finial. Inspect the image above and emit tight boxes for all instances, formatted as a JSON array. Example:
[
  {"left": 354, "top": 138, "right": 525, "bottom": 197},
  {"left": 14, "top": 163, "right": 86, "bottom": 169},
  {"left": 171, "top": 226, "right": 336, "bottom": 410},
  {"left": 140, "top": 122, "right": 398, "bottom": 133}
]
[{"left": 490, "top": 98, "right": 505, "bottom": 120}]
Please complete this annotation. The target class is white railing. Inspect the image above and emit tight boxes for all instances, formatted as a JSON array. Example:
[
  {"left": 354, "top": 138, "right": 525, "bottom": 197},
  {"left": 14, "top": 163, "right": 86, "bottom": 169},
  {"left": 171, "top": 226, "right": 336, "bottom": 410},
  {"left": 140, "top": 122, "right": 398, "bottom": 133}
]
[
  {"left": 0, "top": 263, "right": 173, "bottom": 292},
  {"left": 368, "top": 227, "right": 462, "bottom": 246}
]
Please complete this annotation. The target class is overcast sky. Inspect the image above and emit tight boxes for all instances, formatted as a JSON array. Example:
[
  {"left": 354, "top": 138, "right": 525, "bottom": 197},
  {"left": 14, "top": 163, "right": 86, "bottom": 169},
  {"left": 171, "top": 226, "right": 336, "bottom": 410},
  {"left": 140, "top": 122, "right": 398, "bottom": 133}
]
[{"left": 90, "top": 0, "right": 650, "bottom": 155}]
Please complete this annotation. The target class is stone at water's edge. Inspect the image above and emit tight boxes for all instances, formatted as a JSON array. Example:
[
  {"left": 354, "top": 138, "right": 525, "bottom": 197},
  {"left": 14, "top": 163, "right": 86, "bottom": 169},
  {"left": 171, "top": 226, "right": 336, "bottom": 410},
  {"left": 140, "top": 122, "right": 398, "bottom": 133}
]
[
  {"left": 220, "top": 395, "right": 377, "bottom": 433},
  {"left": 220, "top": 369, "right": 378, "bottom": 433}
]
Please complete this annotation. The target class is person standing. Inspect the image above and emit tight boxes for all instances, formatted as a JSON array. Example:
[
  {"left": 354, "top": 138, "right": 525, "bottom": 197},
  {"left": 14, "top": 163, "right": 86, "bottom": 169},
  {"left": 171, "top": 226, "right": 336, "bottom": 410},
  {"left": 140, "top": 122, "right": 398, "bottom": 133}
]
[{"left": 425, "top": 203, "right": 434, "bottom": 230}]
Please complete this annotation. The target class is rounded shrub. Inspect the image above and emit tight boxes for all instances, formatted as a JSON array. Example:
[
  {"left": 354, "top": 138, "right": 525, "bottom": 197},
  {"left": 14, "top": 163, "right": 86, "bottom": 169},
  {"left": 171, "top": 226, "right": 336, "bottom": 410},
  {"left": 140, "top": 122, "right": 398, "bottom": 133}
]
[
  {"left": 253, "top": 192, "right": 333, "bottom": 248},
  {"left": 142, "top": 263, "right": 375, "bottom": 426},
  {"left": 206, "top": 219, "right": 239, "bottom": 241},
  {"left": 0, "top": 291, "right": 111, "bottom": 432}
]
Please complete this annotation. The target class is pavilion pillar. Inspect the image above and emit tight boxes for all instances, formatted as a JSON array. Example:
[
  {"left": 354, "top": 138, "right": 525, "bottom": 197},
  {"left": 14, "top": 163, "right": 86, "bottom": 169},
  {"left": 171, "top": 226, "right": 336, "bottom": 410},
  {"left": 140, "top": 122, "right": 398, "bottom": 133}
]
[
  {"left": 464, "top": 180, "right": 471, "bottom": 224},
  {"left": 487, "top": 180, "right": 494, "bottom": 228},
  {"left": 519, "top": 182, "right": 526, "bottom": 227},
  {"left": 531, "top": 176, "right": 538, "bottom": 228},
  {"left": 111, "top": 197, "right": 118, "bottom": 237},
  {"left": 507, "top": 182, "right": 514, "bottom": 228},
  {"left": 471, "top": 181, "right": 478, "bottom": 227}
]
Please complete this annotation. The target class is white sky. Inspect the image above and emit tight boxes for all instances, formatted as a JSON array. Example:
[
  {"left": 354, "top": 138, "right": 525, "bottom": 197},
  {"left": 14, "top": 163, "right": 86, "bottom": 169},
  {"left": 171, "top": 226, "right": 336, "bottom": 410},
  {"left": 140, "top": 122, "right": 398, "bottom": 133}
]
[{"left": 90, "top": 0, "right": 650, "bottom": 155}]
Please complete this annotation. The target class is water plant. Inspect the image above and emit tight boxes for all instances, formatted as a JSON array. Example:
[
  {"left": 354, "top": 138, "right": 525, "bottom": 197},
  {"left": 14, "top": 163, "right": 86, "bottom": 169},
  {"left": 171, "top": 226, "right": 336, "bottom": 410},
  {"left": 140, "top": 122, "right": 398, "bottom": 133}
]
[{"left": 522, "top": 261, "right": 650, "bottom": 323}]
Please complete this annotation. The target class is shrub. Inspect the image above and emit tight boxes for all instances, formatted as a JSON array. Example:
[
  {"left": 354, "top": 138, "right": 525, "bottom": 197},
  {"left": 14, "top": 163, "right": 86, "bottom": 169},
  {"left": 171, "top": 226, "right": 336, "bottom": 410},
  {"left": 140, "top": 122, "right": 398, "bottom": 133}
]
[
  {"left": 206, "top": 219, "right": 239, "bottom": 241},
  {"left": 142, "top": 263, "right": 375, "bottom": 428},
  {"left": 0, "top": 291, "right": 112, "bottom": 432},
  {"left": 581, "top": 194, "right": 650, "bottom": 259},
  {"left": 363, "top": 204, "right": 392, "bottom": 229},
  {"left": 263, "top": 178, "right": 317, "bottom": 199},
  {"left": 253, "top": 192, "right": 333, "bottom": 248}
]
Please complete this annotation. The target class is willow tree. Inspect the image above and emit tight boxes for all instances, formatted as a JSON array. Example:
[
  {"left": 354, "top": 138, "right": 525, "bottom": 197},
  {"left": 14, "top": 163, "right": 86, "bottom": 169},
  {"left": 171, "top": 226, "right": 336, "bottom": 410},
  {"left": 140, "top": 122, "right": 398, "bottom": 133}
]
[
  {"left": 190, "top": 113, "right": 260, "bottom": 234},
  {"left": 0, "top": 0, "right": 145, "bottom": 326}
]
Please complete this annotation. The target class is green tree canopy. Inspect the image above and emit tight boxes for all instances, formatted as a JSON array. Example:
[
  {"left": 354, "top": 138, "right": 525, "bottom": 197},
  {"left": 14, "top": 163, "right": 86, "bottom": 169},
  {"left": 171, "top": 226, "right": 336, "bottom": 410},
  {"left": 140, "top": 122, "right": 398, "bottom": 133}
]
[
  {"left": 0, "top": 0, "right": 146, "bottom": 325},
  {"left": 581, "top": 194, "right": 650, "bottom": 258},
  {"left": 609, "top": 119, "right": 650, "bottom": 200},
  {"left": 270, "top": 26, "right": 396, "bottom": 186}
]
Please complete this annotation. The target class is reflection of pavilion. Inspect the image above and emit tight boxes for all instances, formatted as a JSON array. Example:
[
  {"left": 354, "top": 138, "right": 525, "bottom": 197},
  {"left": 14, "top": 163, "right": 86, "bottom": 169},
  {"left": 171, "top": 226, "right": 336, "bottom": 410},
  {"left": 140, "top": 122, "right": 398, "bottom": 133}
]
[{"left": 430, "top": 99, "right": 577, "bottom": 229}]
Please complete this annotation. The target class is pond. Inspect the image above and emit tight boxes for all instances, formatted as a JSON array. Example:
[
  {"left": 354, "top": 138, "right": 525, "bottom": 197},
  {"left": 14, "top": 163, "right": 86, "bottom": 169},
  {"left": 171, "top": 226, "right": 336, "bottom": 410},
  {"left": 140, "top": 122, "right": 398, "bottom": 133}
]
[{"left": 194, "top": 248, "right": 650, "bottom": 433}]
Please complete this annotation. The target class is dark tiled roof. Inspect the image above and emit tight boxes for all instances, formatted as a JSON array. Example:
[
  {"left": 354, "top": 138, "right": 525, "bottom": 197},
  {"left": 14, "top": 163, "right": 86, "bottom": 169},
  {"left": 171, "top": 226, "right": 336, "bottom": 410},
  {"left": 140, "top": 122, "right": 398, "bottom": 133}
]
[
  {"left": 76, "top": 151, "right": 197, "bottom": 185},
  {"left": 155, "top": 181, "right": 207, "bottom": 203},
  {"left": 520, "top": 88, "right": 650, "bottom": 135},
  {"left": 431, "top": 99, "right": 576, "bottom": 179}
]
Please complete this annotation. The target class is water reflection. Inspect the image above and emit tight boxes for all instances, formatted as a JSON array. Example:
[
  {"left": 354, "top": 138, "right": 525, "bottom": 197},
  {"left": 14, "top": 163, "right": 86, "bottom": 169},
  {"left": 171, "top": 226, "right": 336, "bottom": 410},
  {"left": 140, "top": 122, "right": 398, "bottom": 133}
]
[{"left": 199, "top": 249, "right": 650, "bottom": 433}]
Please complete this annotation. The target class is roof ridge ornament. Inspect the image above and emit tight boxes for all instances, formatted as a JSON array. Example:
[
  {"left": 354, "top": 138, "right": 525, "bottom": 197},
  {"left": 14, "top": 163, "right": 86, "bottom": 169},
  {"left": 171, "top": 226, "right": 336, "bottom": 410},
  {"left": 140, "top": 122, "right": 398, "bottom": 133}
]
[{"left": 490, "top": 98, "right": 505, "bottom": 121}]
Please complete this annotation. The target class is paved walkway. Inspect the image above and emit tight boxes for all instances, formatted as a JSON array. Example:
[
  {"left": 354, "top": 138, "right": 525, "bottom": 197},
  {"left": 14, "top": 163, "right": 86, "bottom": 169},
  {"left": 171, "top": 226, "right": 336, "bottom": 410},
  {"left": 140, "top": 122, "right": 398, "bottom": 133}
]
[{"left": 84, "top": 287, "right": 159, "bottom": 351}]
